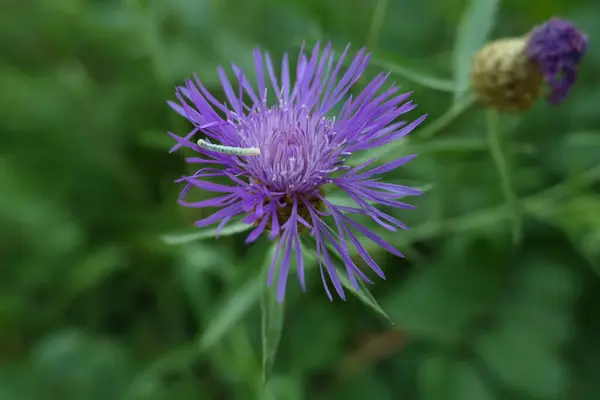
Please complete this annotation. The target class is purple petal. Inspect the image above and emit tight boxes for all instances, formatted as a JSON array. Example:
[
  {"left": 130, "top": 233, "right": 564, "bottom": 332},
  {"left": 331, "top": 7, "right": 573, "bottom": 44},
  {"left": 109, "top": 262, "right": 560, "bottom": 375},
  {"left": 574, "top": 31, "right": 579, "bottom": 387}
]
[{"left": 194, "top": 203, "right": 244, "bottom": 227}]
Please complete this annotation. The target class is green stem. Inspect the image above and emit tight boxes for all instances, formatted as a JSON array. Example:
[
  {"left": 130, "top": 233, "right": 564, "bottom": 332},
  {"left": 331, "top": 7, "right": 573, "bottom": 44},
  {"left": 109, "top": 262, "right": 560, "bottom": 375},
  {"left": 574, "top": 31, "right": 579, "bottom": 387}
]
[{"left": 486, "top": 109, "right": 522, "bottom": 244}]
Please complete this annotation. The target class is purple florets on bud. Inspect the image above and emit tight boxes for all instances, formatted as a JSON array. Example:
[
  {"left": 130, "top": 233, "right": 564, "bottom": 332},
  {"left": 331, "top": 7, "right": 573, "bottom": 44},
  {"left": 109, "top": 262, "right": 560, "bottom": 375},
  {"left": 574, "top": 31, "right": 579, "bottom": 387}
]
[{"left": 525, "top": 18, "right": 588, "bottom": 105}]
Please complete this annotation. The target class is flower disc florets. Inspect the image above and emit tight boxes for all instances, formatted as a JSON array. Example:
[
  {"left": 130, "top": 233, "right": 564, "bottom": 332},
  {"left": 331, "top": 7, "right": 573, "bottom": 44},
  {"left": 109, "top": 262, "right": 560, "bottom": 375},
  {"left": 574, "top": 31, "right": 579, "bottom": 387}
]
[{"left": 168, "top": 42, "right": 426, "bottom": 301}]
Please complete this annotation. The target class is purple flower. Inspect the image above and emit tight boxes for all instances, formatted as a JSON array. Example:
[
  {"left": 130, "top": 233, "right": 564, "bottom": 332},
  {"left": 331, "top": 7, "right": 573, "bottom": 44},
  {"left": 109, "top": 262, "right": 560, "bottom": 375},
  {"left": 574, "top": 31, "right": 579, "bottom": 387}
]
[
  {"left": 526, "top": 18, "right": 588, "bottom": 105},
  {"left": 168, "top": 42, "right": 426, "bottom": 302}
]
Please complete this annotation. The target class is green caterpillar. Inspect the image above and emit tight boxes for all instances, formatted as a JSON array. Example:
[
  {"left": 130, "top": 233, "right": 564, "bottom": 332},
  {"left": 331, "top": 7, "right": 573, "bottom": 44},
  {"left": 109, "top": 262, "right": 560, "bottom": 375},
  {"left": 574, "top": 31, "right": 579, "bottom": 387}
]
[{"left": 197, "top": 139, "right": 261, "bottom": 156}]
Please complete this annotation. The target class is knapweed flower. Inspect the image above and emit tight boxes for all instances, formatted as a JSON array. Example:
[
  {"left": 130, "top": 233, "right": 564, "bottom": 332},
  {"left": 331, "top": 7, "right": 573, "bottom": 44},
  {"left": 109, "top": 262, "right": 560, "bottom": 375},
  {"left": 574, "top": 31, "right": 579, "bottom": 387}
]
[
  {"left": 470, "top": 18, "right": 588, "bottom": 112},
  {"left": 168, "top": 42, "right": 426, "bottom": 302}
]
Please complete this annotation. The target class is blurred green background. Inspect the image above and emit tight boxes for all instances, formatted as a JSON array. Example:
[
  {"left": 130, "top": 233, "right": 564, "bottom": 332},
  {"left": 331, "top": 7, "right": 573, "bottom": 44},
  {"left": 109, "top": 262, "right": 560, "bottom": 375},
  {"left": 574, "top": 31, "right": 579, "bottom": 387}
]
[{"left": 2, "top": 0, "right": 600, "bottom": 399}]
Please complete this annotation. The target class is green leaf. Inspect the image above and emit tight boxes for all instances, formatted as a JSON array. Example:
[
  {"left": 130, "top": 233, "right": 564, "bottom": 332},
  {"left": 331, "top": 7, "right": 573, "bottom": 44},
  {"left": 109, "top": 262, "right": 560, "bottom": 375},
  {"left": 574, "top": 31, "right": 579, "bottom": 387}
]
[
  {"left": 32, "top": 330, "right": 131, "bottom": 400},
  {"left": 161, "top": 220, "right": 253, "bottom": 245},
  {"left": 409, "top": 137, "right": 535, "bottom": 156},
  {"left": 335, "top": 267, "right": 393, "bottom": 324},
  {"left": 366, "top": 0, "right": 389, "bottom": 51},
  {"left": 263, "top": 376, "right": 304, "bottom": 400},
  {"left": 261, "top": 247, "right": 286, "bottom": 385},
  {"left": 545, "top": 131, "right": 600, "bottom": 176},
  {"left": 419, "top": 355, "right": 496, "bottom": 400},
  {"left": 383, "top": 244, "right": 505, "bottom": 342},
  {"left": 66, "top": 244, "right": 125, "bottom": 298},
  {"left": 287, "top": 298, "right": 346, "bottom": 372},
  {"left": 475, "top": 322, "right": 567, "bottom": 400},
  {"left": 323, "top": 245, "right": 393, "bottom": 324},
  {"left": 453, "top": 0, "right": 500, "bottom": 100},
  {"left": 198, "top": 273, "right": 264, "bottom": 351},
  {"left": 128, "top": 264, "right": 267, "bottom": 397},
  {"left": 474, "top": 256, "right": 576, "bottom": 400},
  {"left": 177, "top": 243, "right": 231, "bottom": 320},
  {"left": 486, "top": 109, "right": 522, "bottom": 245},
  {"left": 303, "top": 243, "right": 392, "bottom": 323},
  {"left": 349, "top": 134, "right": 535, "bottom": 166},
  {"left": 127, "top": 344, "right": 199, "bottom": 398},
  {"left": 370, "top": 57, "right": 455, "bottom": 92},
  {"left": 419, "top": 94, "right": 475, "bottom": 139},
  {"left": 539, "top": 196, "right": 600, "bottom": 275},
  {"left": 331, "top": 372, "right": 395, "bottom": 399}
]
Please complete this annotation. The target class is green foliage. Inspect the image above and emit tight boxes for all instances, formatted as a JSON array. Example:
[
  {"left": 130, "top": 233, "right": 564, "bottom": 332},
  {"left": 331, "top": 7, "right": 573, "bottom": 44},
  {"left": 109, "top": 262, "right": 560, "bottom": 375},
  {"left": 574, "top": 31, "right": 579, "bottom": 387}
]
[
  {"left": 2, "top": 0, "right": 600, "bottom": 399},
  {"left": 485, "top": 109, "right": 522, "bottom": 244},
  {"left": 419, "top": 355, "right": 495, "bottom": 400},
  {"left": 261, "top": 263, "right": 286, "bottom": 385},
  {"left": 453, "top": 0, "right": 500, "bottom": 99}
]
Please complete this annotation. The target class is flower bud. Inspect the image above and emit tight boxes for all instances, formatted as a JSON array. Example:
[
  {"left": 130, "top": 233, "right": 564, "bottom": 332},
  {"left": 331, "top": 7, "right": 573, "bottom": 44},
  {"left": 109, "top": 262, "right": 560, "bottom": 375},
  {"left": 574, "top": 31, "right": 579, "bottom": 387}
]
[
  {"left": 470, "top": 37, "right": 542, "bottom": 112},
  {"left": 470, "top": 18, "right": 588, "bottom": 112}
]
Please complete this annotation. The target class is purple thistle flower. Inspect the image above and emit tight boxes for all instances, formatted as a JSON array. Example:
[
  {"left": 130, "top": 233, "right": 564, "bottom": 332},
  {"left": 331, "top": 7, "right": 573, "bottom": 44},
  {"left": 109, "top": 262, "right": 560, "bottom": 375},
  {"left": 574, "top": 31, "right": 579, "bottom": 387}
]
[
  {"left": 167, "top": 42, "right": 426, "bottom": 302},
  {"left": 526, "top": 18, "right": 588, "bottom": 105}
]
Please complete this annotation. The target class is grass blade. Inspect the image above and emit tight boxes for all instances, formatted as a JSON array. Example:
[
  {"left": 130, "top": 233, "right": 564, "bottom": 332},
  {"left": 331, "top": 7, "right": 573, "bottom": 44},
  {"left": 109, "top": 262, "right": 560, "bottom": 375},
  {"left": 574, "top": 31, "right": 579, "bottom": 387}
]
[
  {"left": 198, "top": 274, "right": 264, "bottom": 351},
  {"left": 336, "top": 267, "right": 394, "bottom": 325},
  {"left": 261, "top": 260, "right": 286, "bottom": 385},
  {"left": 370, "top": 58, "right": 455, "bottom": 92},
  {"left": 326, "top": 245, "right": 393, "bottom": 324},
  {"left": 419, "top": 95, "right": 475, "bottom": 140},
  {"left": 366, "top": 0, "right": 389, "bottom": 51},
  {"left": 161, "top": 220, "right": 252, "bottom": 245},
  {"left": 453, "top": 0, "right": 500, "bottom": 100}
]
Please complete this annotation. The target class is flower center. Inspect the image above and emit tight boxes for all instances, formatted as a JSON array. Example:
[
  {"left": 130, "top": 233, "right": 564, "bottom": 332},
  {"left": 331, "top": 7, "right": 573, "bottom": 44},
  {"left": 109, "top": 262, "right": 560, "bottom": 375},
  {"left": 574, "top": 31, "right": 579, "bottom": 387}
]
[{"left": 236, "top": 105, "right": 343, "bottom": 195}]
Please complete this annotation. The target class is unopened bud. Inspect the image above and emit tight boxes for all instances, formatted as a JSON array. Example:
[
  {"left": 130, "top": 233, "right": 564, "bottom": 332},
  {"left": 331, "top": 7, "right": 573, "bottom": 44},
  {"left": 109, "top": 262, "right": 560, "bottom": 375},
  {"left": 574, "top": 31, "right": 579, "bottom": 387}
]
[{"left": 470, "top": 18, "right": 588, "bottom": 112}]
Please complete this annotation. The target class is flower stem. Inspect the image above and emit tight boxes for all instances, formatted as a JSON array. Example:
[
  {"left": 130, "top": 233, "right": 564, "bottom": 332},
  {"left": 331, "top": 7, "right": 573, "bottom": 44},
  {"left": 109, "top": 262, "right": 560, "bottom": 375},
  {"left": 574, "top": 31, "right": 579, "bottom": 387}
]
[{"left": 485, "top": 109, "right": 522, "bottom": 244}]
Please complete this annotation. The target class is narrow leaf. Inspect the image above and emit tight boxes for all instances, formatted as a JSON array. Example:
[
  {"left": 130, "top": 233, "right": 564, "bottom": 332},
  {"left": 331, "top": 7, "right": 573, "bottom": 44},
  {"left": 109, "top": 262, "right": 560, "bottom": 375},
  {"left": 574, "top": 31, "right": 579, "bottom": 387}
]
[
  {"left": 66, "top": 245, "right": 124, "bottom": 297},
  {"left": 486, "top": 109, "right": 522, "bottom": 244},
  {"left": 127, "top": 248, "right": 269, "bottom": 398},
  {"left": 476, "top": 322, "right": 568, "bottom": 398},
  {"left": 336, "top": 268, "right": 394, "bottom": 325},
  {"left": 370, "top": 58, "right": 455, "bottom": 92},
  {"left": 302, "top": 243, "right": 392, "bottom": 323},
  {"left": 453, "top": 0, "right": 500, "bottom": 100},
  {"left": 161, "top": 220, "right": 252, "bottom": 245},
  {"left": 418, "top": 95, "right": 475, "bottom": 140},
  {"left": 261, "top": 262, "right": 286, "bottom": 385},
  {"left": 420, "top": 355, "right": 496, "bottom": 400},
  {"left": 529, "top": 196, "right": 600, "bottom": 277},
  {"left": 366, "top": 0, "right": 390, "bottom": 51},
  {"left": 349, "top": 134, "right": 535, "bottom": 165},
  {"left": 326, "top": 245, "right": 393, "bottom": 324},
  {"left": 198, "top": 274, "right": 264, "bottom": 350}
]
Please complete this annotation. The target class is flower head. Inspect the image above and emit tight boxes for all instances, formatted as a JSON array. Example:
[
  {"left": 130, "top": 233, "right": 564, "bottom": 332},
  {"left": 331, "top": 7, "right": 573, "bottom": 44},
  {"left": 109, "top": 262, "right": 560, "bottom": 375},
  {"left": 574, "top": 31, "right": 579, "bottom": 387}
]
[
  {"left": 168, "top": 43, "right": 426, "bottom": 302},
  {"left": 470, "top": 18, "right": 588, "bottom": 112}
]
